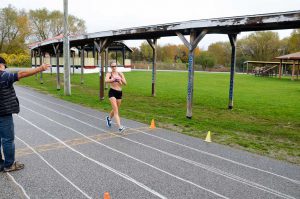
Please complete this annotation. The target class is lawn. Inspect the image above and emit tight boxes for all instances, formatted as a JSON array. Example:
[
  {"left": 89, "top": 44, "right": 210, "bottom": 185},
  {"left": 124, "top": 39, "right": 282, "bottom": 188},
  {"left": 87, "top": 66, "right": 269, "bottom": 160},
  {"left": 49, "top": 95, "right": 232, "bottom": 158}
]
[{"left": 17, "top": 71, "right": 300, "bottom": 164}]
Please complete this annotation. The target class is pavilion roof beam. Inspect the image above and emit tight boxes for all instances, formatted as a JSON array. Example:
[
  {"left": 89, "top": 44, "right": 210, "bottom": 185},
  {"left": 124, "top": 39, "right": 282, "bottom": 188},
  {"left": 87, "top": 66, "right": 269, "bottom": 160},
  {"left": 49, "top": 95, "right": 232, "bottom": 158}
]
[
  {"left": 30, "top": 10, "right": 300, "bottom": 50},
  {"left": 176, "top": 30, "right": 207, "bottom": 51}
]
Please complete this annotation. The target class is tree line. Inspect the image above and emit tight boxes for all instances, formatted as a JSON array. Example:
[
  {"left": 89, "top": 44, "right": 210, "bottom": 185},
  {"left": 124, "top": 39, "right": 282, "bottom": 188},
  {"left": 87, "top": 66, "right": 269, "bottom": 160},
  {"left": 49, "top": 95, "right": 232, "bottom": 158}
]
[
  {"left": 129, "top": 30, "right": 300, "bottom": 70},
  {"left": 0, "top": 5, "right": 86, "bottom": 54},
  {"left": 1, "top": 5, "right": 299, "bottom": 69}
]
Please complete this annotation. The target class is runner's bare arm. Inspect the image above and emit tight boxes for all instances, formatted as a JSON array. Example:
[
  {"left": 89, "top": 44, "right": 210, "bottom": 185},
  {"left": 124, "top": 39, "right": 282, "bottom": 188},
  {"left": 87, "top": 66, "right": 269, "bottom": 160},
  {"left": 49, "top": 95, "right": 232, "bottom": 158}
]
[
  {"left": 105, "top": 73, "right": 114, "bottom": 83},
  {"left": 120, "top": 73, "right": 127, "bottom": 85}
]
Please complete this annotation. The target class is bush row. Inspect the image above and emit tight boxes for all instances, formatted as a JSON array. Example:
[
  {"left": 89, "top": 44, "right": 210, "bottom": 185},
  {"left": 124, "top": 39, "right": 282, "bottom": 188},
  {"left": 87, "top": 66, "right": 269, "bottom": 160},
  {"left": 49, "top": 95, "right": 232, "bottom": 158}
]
[{"left": 0, "top": 53, "right": 31, "bottom": 68}]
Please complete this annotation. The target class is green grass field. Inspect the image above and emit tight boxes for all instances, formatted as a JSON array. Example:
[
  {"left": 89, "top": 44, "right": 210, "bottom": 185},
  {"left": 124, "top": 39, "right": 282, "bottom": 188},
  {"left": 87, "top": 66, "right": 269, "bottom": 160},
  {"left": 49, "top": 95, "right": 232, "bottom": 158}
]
[{"left": 17, "top": 71, "right": 300, "bottom": 164}]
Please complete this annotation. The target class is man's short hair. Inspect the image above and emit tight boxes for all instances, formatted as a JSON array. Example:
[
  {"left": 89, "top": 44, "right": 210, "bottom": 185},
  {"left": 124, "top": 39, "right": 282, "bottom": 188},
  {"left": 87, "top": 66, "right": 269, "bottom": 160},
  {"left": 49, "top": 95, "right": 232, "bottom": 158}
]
[{"left": 0, "top": 57, "right": 7, "bottom": 68}]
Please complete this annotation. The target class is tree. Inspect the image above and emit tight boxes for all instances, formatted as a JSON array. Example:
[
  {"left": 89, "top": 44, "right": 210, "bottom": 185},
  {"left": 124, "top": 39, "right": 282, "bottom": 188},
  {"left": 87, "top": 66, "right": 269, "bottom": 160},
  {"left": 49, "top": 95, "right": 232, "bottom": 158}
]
[
  {"left": 68, "top": 15, "right": 86, "bottom": 36},
  {"left": 160, "top": 44, "right": 177, "bottom": 63},
  {"left": 29, "top": 8, "right": 51, "bottom": 41},
  {"left": 287, "top": 29, "right": 300, "bottom": 53},
  {"left": 177, "top": 45, "right": 188, "bottom": 63},
  {"left": 29, "top": 8, "right": 86, "bottom": 42},
  {"left": 128, "top": 47, "right": 142, "bottom": 61},
  {"left": 208, "top": 42, "right": 231, "bottom": 67},
  {"left": 140, "top": 42, "right": 152, "bottom": 61},
  {"left": 0, "top": 5, "right": 29, "bottom": 53},
  {"left": 244, "top": 31, "right": 281, "bottom": 61},
  {"left": 195, "top": 51, "right": 215, "bottom": 71},
  {"left": 49, "top": 11, "right": 63, "bottom": 37}
]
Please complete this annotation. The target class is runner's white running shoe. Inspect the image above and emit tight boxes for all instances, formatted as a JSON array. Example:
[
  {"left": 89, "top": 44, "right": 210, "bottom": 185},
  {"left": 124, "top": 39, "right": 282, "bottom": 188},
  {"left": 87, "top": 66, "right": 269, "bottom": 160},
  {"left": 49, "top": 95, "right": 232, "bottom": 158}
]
[
  {"left": 118, "top": 126, "right": 125, "bottom": 133},
  {"left": 106, "top": 116, "right": 112, "bottom": 127}
]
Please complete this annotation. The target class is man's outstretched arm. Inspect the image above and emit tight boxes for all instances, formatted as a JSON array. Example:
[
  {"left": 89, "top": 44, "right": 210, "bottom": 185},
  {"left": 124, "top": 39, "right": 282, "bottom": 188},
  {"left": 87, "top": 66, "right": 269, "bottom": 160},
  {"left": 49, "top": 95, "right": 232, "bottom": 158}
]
[{"left": 18, "top": 64, "right": 50, "bottom": 80}]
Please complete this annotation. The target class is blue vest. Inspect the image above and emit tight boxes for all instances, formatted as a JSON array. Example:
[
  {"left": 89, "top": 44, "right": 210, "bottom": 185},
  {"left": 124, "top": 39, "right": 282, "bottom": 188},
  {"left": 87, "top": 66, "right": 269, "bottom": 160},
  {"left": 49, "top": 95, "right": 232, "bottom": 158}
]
[{"left": 0, "top": 78, "right": 20, "bottom": 116}]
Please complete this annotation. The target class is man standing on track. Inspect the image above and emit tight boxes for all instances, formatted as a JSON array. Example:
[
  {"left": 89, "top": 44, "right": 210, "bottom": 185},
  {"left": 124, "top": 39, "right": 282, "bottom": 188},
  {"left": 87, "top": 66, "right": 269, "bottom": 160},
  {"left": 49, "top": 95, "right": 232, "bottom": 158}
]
[{"left": 0, "top": 56, "right": 50, "bottom": 172}]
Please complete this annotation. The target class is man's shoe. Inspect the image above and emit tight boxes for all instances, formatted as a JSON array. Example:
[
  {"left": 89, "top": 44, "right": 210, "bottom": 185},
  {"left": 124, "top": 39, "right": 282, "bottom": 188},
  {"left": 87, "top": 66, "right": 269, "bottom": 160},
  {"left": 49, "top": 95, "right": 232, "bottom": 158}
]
[
  {"left": 106, "top": 116, "right": 112, "bottom": 127},
  {"left": 118, "top": 126, "right": 125, "bottom": 133},
  {"left": 4, "top": 161, "right": 24, "bottom": 172}
]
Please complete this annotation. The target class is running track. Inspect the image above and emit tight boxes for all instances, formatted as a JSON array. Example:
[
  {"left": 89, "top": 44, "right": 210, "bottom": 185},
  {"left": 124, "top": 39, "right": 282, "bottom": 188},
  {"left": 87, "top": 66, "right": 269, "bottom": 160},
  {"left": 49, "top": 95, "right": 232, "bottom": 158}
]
[{"left": 0, "top": 86, "right": 299, "bottom": 199}]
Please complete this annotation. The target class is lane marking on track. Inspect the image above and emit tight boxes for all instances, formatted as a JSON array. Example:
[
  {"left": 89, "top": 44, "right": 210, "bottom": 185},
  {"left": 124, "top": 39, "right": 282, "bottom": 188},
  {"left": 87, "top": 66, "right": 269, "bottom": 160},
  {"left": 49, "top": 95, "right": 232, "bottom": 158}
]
[
  {"left": 15, "top": 129, "right": 147, "bottom": 158},
  {"left": 15, "top": 135, "right": 92, "bottom": 199},
  {"left": 17, "top": 89, "right": 300, "bottom": 185},
  {"left": 6, "top": 173, "right": 30, "bottom": 199},
  {"left": 20, "top": 97, "right": 297, "bottom": 199},
  {"left": 21, "top": 105, "right": 229, "bottom": 199},
  {"left": 18, "top": 115, "right": 167, "bottom": 199}
]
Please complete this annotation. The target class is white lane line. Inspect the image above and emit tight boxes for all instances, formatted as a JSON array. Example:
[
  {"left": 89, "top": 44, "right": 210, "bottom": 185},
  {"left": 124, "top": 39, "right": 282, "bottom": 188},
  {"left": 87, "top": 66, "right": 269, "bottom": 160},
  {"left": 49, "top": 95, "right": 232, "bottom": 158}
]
[
  {"left": 14, "top": 135, "right": 92, "bottom": 199},
  {"left": 22, "top": 105, "right": 229, "bottom": 199},
  {"left": 17, "top": 115, "right": 167, "bottom": 199},
  {"left": 17, "top": 89, "right": 300, "bottom": 185},
  {"left": 6, "top": 173, "right": 30, "bottom": 199},
  {"left": 19, "top": 96, "right": 297, "bottom": 199},
  {"left": 134, "top": 130, "right": 300, "bottom": 186}
]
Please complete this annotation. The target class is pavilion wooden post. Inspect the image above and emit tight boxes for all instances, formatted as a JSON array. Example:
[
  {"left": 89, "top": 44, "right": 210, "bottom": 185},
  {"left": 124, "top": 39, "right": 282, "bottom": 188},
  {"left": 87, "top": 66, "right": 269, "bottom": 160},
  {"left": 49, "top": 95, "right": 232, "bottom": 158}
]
[
  {"left": 30, "top": 50, "right": 34, "bottom": 74},
  {"left": 105, "top": 48, "right": 108, "bottom": 89},
  {"left": 292, "top": 60, "right": 295, "bottom": 81},
  {"left": 246, "top": 62, "right": 249, "bottom": 74},
  {"left": 228, "top": 34, "right": 237, "bottom": 109},
  {"left": 93, "top": 45, "right": 96, "bottom": 66},
  {"left": 101, "top": 51, "right": 105, "bottom": 94},
  {"left": 96, "top": 48, "right": 98, "bottom": 65},
  {"left": 279, "top": 59, "right": 282, "bottom": 79},
  {"left": 49, "top": 53, "right": 53, "bottom": 75},
  {"left": 34, "top": 50, "right": 37, "bottom": 80},
  {"left": 94, "top": 39, "right": 110, "bottom": 100},
  {"left": 297, "top": 60, "right": 300, "bottom": 80},
  {"left": 147, "top": 38, "right": 158, "bottom": 97},
  {"left": 176, "top": 30, "right": 207, "bottom": 118},
  {"left": 30, "top": 50, "right": 33, "bottom": 69},
  {"left": 52, "top": 43, "right": 61, "bottom": 90},
  {"left": 39, "top": 48, "right": 44, "bottom": 84},
  {"left": 122, "top": 46, "right": 126, "bottom": 66},
  {"left": 56, "top": 50, "right": 61, "bottom": 90},
  {"left": 72, "top": 51, "right": 75, "bottom": 75},
  {"left": 80, "top": 47, "right": 84, "bottom": 84}
]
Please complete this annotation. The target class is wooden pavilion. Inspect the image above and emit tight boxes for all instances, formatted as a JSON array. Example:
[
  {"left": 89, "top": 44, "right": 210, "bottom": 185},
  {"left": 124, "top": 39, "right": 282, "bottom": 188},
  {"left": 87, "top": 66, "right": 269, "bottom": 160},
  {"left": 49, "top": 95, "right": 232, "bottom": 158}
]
[
  {"left": 276, "top": 52, "right": 300, "bottom": 80},
  {"left": 30, "top": 10, "right": 300, "bottom": 118}
]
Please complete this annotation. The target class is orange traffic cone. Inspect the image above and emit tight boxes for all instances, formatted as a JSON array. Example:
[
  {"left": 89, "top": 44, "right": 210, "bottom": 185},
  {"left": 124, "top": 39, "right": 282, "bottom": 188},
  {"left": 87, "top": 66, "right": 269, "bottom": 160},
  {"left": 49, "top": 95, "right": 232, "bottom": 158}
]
[
  {"left": 204, "top": 131, "right": 212, "bottom": 143},
  {"left": 150, "top": 119, "right": 156, "bottom": 129},
  {"left": 104, "top": 192, "right": 111, "bottom": 199}
]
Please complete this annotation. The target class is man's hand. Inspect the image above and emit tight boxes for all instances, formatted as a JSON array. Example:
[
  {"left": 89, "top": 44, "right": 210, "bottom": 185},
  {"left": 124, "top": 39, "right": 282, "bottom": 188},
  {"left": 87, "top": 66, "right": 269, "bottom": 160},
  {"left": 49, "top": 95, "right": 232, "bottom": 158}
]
[
  {"left": 18, "top": 63, "right": 51, "bottom": 80},
  {"left": 40, "top": 64, "right": 50, "bottom": 72}
]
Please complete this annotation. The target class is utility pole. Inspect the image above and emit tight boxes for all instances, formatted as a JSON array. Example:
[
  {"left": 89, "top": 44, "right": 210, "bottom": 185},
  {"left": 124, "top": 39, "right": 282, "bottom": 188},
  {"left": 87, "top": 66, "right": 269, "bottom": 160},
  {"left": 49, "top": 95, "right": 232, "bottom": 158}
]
[{"left": 63, "top": 0, "right": 71, "bottom": 95}]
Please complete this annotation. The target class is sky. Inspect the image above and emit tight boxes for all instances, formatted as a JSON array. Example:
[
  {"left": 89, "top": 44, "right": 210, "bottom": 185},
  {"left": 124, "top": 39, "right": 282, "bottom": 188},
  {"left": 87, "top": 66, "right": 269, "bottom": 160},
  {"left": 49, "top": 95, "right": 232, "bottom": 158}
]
[{"left": 1, "top": 0, "right": 299, "bottom": 49}]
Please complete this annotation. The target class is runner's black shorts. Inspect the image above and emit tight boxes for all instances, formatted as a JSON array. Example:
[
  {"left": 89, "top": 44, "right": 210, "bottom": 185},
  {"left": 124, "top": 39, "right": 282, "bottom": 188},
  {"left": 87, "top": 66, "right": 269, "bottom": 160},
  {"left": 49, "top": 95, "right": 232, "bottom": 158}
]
[{"left": 108, "top": 88, "right": 123, "bottom": 99}]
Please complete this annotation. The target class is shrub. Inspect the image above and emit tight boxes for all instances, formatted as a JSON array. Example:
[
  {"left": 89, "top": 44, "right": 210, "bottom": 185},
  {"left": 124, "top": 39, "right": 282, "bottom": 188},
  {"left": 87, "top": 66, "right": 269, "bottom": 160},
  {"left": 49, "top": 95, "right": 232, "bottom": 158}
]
[{"left": 0, "top": 53, "right": 31, "bottom": 67}]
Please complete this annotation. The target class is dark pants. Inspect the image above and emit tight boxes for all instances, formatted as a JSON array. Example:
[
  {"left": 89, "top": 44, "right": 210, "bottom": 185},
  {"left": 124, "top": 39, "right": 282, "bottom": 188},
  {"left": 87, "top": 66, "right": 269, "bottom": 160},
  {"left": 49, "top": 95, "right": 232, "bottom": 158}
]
[{"left": 0, "top": 114, "right": 15, "bottom": 168}]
